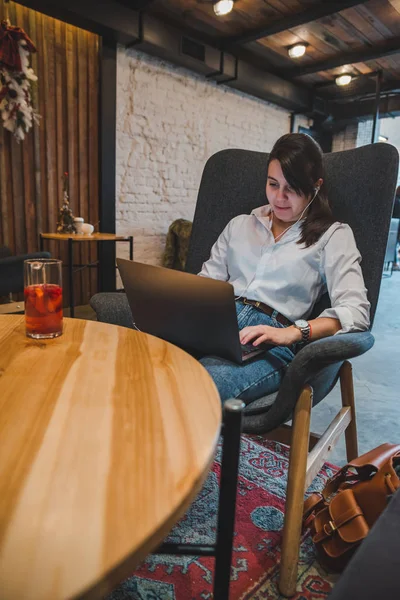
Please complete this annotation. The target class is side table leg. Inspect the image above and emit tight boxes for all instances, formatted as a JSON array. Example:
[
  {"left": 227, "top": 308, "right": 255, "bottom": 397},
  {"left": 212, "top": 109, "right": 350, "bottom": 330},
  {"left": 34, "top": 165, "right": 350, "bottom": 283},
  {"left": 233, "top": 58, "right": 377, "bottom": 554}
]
[
  {"left": 68, "top": 238, "right": 75, "bottom": 318},
  {"left": 129, "top": 236, "right": 133, "bottom": 261},
  {"left": 39, "top": 235, "right": 43, "bottom": 252},
  {"left": 98, "top": 241, "right": 103, "bottom": 292}
]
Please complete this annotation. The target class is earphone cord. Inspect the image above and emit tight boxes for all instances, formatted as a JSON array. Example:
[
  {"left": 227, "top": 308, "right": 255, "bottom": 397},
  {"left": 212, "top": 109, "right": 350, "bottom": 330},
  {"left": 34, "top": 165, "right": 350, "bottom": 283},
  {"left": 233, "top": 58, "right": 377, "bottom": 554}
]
[
  {"left": 273, "top": 187, "right": 319, "bottom": 242},
  {"left": 234, "top": 276, "right": 255, "bottom": 302},
  {"left": 235, "top": 187, "right": 319, "bottom": 301}
]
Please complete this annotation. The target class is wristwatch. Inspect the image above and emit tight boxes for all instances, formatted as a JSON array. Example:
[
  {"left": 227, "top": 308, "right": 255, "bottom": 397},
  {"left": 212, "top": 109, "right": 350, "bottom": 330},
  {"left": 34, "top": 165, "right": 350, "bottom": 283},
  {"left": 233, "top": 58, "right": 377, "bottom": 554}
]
[{"left": 294, "top": 319, "right": 311, "bottom": 343}]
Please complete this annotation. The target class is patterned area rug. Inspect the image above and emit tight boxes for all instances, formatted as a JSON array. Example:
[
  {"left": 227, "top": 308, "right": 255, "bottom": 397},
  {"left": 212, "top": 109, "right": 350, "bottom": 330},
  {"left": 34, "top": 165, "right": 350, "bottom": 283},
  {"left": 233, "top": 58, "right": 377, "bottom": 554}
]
[{"left": 107, "top": 436, "right": 338, "bottom": 600}]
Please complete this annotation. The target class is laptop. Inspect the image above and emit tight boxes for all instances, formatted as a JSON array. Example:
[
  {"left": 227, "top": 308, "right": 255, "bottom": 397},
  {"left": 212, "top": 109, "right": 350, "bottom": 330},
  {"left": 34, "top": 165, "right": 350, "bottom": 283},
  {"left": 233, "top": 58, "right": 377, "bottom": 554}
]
[{"left": 117, "top": 258, "right": 274, "bottom": 364}]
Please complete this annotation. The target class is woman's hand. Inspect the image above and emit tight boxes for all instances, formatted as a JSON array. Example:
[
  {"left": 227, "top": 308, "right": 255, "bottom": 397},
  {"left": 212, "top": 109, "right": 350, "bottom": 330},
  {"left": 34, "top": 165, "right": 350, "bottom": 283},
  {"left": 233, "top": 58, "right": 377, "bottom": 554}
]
[{"left": 239, "top": 325, "right": 302, "bottom": 347}]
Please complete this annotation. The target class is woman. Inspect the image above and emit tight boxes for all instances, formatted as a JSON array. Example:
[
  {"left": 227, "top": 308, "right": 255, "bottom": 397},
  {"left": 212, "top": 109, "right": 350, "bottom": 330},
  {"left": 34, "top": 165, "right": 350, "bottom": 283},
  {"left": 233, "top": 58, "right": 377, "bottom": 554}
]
[{"left": 198, "top": 133, "right": 370, "bottom": 403}]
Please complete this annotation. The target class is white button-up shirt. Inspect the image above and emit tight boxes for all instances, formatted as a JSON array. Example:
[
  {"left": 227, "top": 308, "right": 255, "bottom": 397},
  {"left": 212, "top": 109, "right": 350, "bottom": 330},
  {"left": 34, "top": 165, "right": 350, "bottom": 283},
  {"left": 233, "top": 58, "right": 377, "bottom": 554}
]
[{"left": 199, "top": 205, "right": 370, "bottom": 333}]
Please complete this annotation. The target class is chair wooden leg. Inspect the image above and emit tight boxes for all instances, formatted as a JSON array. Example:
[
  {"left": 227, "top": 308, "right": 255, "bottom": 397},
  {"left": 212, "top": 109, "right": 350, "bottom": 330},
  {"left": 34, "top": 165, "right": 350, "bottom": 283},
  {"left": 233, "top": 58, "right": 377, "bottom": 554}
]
[
  {"left": 340, "top": 360, "right": 358, "bottom": 461},
  {"left": 279, "top": 386, "right": 312, "bottom": 597}
]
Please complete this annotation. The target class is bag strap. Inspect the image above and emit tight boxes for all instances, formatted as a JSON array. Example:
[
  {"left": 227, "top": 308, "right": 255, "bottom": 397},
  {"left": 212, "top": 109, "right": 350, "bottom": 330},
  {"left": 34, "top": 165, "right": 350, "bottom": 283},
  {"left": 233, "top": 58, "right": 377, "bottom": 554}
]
[
  {"left": 303, "top": 493, "right": 324, "bottom": 530},
  {"left": 322, "top": 444, "right": 400, "bottom": 495},
  {"left": 303, "top": 444, "right": 400, "bottom": 530},
  {"left": 304, "top": 492, "right": 324, "bottom": 518},
  {"left": 303, "top": 467, "right": 349, "bottom": 528}
]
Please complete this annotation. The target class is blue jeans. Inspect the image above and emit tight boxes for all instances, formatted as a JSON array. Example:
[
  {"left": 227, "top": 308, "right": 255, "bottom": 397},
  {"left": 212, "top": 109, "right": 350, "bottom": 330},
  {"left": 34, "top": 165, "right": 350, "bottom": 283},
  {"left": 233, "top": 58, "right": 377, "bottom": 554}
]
[{"left": 199, "top": 302, "right": 295, "bottom": 404}]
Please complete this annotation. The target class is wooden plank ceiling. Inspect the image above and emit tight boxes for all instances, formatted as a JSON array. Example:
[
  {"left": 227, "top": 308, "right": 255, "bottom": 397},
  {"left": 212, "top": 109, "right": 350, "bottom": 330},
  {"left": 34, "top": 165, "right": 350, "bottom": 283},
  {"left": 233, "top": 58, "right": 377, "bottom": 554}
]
[{"left": 148, "top": 0, "right": 400, "bottom": 102}]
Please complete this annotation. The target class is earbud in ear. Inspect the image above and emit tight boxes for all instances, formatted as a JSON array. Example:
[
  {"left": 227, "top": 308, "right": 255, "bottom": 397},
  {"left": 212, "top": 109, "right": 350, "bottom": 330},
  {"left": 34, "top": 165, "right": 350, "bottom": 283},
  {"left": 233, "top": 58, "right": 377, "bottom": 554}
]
[{"left": 314, "top": 186, "right": 320, "bottom": 193}]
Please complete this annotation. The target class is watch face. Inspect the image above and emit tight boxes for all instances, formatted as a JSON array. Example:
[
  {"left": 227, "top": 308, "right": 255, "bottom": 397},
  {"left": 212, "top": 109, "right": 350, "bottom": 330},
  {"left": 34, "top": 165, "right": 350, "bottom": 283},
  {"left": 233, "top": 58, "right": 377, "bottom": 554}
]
[{"left": 295, "top": 319, "right": 309, "bottom": 329}]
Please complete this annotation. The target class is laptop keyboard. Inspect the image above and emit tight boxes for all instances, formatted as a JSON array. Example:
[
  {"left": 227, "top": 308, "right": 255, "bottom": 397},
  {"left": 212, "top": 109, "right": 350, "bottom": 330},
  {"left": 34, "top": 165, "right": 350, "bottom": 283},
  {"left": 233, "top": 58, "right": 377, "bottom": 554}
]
[
  {"left": 241, "top": 343, "right": 260, "bottom": 356},
  {"left": 241, "top": 342, "right": 275, "bottom": 357}
]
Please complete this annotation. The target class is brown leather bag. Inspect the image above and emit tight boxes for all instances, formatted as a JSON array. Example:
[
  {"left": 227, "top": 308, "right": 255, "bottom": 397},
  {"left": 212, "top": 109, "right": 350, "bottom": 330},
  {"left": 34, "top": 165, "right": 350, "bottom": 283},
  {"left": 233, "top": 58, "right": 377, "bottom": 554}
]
[{"left": 303, "top": 443, "right": 400, "bottom": 572}]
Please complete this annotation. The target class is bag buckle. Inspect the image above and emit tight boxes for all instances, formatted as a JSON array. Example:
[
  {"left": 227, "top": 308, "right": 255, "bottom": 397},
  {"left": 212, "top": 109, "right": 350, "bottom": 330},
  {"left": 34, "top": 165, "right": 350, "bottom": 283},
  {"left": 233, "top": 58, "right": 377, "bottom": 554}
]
[{"left": 324, "top": 520, "right": 337, "bottom": 536}]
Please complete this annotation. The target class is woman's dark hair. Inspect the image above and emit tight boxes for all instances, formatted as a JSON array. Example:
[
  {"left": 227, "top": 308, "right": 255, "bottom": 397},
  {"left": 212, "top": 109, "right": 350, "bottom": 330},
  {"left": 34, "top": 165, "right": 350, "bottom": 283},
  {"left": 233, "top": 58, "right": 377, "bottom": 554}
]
[{"left": 268, "top": 133, "right": 334, "bottom": 247}]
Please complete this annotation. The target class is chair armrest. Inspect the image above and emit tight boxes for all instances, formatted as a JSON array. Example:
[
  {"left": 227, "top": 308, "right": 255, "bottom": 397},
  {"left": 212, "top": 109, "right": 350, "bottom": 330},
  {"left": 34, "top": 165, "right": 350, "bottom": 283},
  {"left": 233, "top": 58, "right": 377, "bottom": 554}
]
[
  {"left": 243, "top": 331, "right": 374, "bottom": 434},
  {"left": 288, "top": 331, "right": 375, "bottom": 374},
  {"left": 0, "top": 246, "right": 12, "bottom": 259},
  {"left": 0, "top": 251, "right": 51, "bottom": 266},
  {"left": 90, "top": 293, "right": 133, "bottom": 329},
  {"left": 0, "top": 251, "right": 51, "bottom": 295}
]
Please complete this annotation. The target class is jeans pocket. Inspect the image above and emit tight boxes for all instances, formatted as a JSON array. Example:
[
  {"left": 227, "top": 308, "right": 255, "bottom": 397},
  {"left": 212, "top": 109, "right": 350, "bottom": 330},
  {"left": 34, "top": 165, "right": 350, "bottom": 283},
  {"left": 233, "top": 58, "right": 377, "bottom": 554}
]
[{"left": 271, "top": 317, "right": 282, "bottom": 329}]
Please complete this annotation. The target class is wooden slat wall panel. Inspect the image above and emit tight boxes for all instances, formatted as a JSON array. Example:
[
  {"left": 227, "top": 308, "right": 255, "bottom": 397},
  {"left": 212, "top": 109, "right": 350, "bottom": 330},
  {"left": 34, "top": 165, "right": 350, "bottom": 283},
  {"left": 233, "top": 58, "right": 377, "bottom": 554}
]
[
  {"left": 65, "top": 24, "right": 80, "bottom": 305},
  {"left": 36, "top": 10, "right": 47, "bottom": 236},
  {"left": 88, "top": 34, "right": 99, "bottom": 297},
  {"left": 29, "top": 7, "right": 43, "bottom": 240},
  {"left": 0, "top": 1, "right": 100, "bottom": 307},
  {"left": 10, "top": 139, "right": 25, "bottom": 255},
  {"left": 78, "top": 29, "right": 90, "bottom": 305},
  {"left": 44, "top": 14, "right": 57, "bottom": 238},
  {"left": 20, "top": 3, "right": 36, "bottom": 254},
  {"left": 0, "top": 129, "right": 13, "bottom": 250}
]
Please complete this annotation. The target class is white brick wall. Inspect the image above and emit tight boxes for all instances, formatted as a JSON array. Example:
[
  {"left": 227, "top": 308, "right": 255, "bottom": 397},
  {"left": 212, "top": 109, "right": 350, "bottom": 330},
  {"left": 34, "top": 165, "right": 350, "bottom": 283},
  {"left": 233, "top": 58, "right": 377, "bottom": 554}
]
[
  {"left": 331, "top": 123, "right": 358, "bottom": 152},
  {"left": 116, "top": 47, "right": 309, "bottom": 265},
  {"left": 331, "top": 119, "right": 380, "bottom": 152},
  {"left": 357, "top": 119, "right": 375, "bottom": 147}
]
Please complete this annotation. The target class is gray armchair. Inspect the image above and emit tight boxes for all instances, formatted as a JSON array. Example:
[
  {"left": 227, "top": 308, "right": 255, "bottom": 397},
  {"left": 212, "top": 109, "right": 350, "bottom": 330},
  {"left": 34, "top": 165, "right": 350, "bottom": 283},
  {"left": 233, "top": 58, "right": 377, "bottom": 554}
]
[
  {"left": 91, "top": 143, "right": 398, "bottom": 596},
  {"left": 0, "top": 246, "right": 51, "bottom": 309}
]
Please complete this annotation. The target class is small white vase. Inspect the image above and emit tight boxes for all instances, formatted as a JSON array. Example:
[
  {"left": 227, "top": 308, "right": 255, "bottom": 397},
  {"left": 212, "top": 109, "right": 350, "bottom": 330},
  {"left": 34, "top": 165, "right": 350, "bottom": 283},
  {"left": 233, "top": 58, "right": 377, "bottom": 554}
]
[
  {"left": 81, "top": 223, "right": 94, "bottom": 235},
  {"left": 74, "top": 217, "right": 84, "bottom": 234}
]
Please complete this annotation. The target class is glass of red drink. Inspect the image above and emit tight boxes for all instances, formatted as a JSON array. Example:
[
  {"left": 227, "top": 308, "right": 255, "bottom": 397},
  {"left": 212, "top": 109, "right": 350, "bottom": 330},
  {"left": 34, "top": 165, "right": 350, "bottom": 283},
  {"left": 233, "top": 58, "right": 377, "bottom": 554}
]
[{"left": 24, "top": 259, "right": 63, "bottom": 339}]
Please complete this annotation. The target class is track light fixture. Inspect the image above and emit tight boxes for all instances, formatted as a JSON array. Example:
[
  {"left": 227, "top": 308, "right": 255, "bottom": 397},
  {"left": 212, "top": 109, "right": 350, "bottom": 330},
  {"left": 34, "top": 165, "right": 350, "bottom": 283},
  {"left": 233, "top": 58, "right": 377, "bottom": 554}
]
[
  {"left": 288, "top": 44, "right": 307, "bottom": 59},
  {"left": 335, "top": 73, "right": 352, "bottom": 87},
  {"left": 213, "top": 0, "right": 234, "bottom": 17}
]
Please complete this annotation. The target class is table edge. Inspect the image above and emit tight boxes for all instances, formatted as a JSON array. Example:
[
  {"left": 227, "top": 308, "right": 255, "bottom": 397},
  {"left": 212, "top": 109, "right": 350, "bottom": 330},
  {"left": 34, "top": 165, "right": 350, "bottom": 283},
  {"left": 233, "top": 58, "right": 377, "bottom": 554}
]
[
  {"left": 74, "top": 433, "right": 220, "bottom": 600},
  {"left": 39, "top": 233, "right": 132, "bottom": 240}
]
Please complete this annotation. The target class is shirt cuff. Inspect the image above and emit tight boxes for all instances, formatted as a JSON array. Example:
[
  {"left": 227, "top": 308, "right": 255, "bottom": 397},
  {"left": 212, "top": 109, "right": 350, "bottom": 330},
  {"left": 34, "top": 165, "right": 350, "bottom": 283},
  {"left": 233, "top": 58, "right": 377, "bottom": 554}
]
[{"left": 317, "top": 306, "right": 356, "bottom": 334}]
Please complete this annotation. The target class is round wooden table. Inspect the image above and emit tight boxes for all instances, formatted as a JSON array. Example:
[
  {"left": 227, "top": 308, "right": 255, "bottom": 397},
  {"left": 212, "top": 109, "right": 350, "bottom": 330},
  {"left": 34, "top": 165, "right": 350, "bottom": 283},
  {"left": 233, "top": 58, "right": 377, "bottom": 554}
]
[{"left": 0, "top": 316, "right": 221, "bottom": 600}]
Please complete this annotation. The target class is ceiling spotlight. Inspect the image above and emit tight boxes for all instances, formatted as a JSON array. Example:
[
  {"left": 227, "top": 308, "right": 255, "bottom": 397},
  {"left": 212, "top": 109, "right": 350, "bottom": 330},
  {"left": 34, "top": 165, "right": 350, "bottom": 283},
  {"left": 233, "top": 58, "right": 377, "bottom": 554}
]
[
  {"left": 335, "top": 73, "right": 352, "bottom": 87},
  {"left": 288, "top": 44, "right": 307, "bottom": 59},
  {"left": 213, "top": 0, "right": 234, "bottom": 17}
]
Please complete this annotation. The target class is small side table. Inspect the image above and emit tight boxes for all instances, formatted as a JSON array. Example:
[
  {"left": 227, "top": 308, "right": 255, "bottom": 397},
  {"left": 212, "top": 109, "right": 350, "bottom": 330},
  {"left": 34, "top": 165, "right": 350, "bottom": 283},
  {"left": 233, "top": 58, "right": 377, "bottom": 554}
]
[{"left": 40, "top": 233, "right": 133, "bottom": 317}]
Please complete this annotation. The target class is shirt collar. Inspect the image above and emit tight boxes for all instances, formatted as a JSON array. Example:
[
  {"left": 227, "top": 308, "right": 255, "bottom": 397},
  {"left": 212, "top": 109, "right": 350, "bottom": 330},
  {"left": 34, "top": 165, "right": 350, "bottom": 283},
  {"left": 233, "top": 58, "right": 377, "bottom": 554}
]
[
  {"left": 251, "top": 204, "right": 303, "bottom": 240},
  {"left": 251, "top": 204, "right": 273, "bottom": 229}
]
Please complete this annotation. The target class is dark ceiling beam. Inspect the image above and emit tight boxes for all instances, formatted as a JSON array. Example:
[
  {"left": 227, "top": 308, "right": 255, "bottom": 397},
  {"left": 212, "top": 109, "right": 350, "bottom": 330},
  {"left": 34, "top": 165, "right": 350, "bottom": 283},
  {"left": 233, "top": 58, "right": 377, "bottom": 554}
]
[
  {"left": 312, "top": 71, "right": 379, "bottom": 89},
  {"left": 331, "top": 94, "right": 400, "bottom": 120},
  {"left": 284, "top": 36, "right": 400, "bottom": 78},
  {"left": 222, "top": 0, "right": 370, "bottom": 47},
  {"left": 115, "top": 0, "right": 154, "bottom": 7},
  {"left": 317, "top": 79, "right": 400, "bottom": 103}
]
